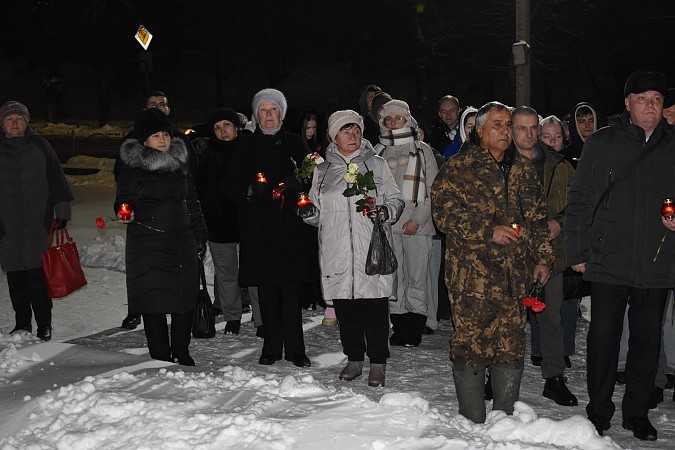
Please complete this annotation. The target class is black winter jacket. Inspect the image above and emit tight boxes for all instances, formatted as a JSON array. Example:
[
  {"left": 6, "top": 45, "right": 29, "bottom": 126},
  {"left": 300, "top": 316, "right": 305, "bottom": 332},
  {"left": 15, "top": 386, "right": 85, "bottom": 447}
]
[
  {"left": 116, "top": 138, "right": 207, "bottom": 314},
  {"left": 564, "top": 112, "right": 675, "bottom": 288}
]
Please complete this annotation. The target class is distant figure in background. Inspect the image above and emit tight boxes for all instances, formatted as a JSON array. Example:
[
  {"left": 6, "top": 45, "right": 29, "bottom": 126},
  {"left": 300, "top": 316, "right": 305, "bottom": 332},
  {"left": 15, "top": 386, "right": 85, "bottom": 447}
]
[
  {"left": 663, "top": 88, "right": 675, "bottom": 125},
  {"left": 429, "top": 95, "right": 462, "bottom": 159},
  {"left": 195, "top": 108, "right": 245, "bottom": 335},
  {"left": 561, "top": 102, "right": 598, "bottom": 168},
  {"left": 0, "top": 101, "right": 73, "bottom": 342},
  {"left": 115, "top": 108, "right": 207, "bottom": 366},
  {"left": 359, "top": 84, "right": 382, "bottom": 145},
  {"left": 298, "top": 109, "right": 326, "bottom": 157},
  {"left": 115, "top": 90, "right": 199, "bottom": 330},
  {"left": 459, "top": 107, "right": 478, "bottom": 144},
  {"left": 364, "top": 92, "right": 392, "bottom": 145}
]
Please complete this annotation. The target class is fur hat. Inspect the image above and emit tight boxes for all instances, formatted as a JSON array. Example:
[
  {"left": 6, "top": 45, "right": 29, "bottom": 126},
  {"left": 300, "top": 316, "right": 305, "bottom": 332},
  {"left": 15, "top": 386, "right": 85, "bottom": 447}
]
[
  {"left": 135, "top": 108, "right": 173, "bottom": 144},
  {"left": 369, "top": 92, "right": 393, "bottom": 121},
  {"left": 624, "top": 70, "right": 667, "bottom": 97},
  {"left": 664, "top": 88, "right": 675, "bottom": 109},
  {"left": 327, "top": 110, "right": 363, "bottom": 142},
  {"left": 252, "top": 88, "right": 287, "bottom": 121},
  {"left": 0, "top": 101, "right": 30, "bottom": 123},
  {"left": 208, "top": 108, "right": 241, "bottom": 129},
  {"left": 378, "top": 99, "right": 417, "bottom": 130}
]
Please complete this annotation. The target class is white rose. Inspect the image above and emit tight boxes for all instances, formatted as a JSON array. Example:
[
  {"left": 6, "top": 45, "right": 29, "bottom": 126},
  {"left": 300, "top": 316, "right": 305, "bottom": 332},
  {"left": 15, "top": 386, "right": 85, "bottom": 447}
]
[
  {"left": 344, "top": 173, "right": 358, "bottom": 184},
  {"left": 347, "top": 163, "right": 359, "bottom": 174},
  {"left": 313, "top": 156, "right": 325, "bottom": 165}
]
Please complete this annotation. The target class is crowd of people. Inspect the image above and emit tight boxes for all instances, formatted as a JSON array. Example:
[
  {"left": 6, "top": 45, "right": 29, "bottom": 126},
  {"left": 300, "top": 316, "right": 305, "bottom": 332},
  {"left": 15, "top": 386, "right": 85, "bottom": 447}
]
[{"left": 3, "top": 69, "right": 675, "bottom": 443}]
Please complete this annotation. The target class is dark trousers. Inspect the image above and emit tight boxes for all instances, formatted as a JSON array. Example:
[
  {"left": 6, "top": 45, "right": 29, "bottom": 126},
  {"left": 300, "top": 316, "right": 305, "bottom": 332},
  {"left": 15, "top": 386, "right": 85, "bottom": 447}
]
[
  {"left": 7, "top": 268, "right": 53, "bottom": 329},
  {"left": 586, "top": 282, "right": 667, "bottom": 419},
  {"left": 333, "top": 298, "right": 390, "bottom": 364},
  {"left": 143, "top": 311, "right": 193, "bottom": 362},
  {"left": 529, "top": 273, "right": 565, "bottom": 378},
  {"left": 258, "top": 284, "right": 306, "bottom": 360}
]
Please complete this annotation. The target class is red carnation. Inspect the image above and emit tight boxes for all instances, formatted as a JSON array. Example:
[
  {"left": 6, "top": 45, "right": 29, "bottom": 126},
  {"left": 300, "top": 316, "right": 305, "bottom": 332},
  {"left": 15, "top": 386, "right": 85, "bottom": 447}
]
[{"left": 95, "top": 217, "right": 106, "bottom": 229}]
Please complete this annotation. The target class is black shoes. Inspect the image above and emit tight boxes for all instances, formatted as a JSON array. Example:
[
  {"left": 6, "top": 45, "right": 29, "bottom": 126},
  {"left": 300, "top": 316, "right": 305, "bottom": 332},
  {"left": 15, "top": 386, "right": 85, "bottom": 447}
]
[
  {"left": 622, "top": 416, "right": 657, "bottom": 441},
  {"left": 121, "top": 314, "right": 141, "bottom": 329},
  {"left": 531, "top": 355, "right": 542, "bottom": 366},
  {"left": 37, "top": 326, "right": 52, "bottom": 341},
  {"left": 258, "top": 354, "right": 282, "bottom": 365},
  {"left": 173, "top": 355, "right": 195, "bottom": 366},
  {"left": 224, "top": 320, "right": 241, "bottom": 335},
  {"left": 389, "top": 332, "right": 407, "bottom": 346},
  {"left": 256, "top": 325, "right": 264, "bottom": 338},
  {"left": 543, "top": 375, "right": 578, "bottom": 406},
  {"left": 588, "top": 416, "right": 610, "bottom": 436},
  {"left": 291, "top": 355, "right": 311, "bottom": 368},
  {"left": 648, "top": 386, "right": 664, "bottom": 409},
  {"left": 10, "top": 325, "right": 32, "bottom": 334},
  {"left": 564, "top": 355, "right": 572, "bottom": 368}
]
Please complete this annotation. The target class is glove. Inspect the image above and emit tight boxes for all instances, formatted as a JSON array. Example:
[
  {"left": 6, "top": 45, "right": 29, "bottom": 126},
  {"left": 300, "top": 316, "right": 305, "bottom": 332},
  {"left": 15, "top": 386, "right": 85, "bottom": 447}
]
[
  {"left": 248, "top": 182, "right": 269, "bottom": 200},
  {"left": 197, "top": 239, "right": 208, "bottom": 259},
  {"left": 55, "top": 218, "right": 68, "bottom": 230},
  {"left": 282, "top": 176, "right": 303, "bottom": 193},
  {"left": 297, "top": 203, "right": 317, "bottom": 218},
  {"left": 366, "top": 206, "right": 389, "bottom": 224}
]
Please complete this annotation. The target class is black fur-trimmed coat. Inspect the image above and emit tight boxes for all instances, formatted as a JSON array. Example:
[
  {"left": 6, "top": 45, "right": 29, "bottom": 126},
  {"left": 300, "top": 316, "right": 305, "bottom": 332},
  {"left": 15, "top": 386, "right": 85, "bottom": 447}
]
[{"left": 115, "top": 137, "right": 207, "bottom": 314}]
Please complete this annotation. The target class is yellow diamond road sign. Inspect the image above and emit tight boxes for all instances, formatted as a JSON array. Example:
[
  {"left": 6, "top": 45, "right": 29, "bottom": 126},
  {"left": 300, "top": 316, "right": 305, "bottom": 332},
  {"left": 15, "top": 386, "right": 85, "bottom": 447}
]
[{"left": 135, "top": 24, "right": 153, "bottom": 50}]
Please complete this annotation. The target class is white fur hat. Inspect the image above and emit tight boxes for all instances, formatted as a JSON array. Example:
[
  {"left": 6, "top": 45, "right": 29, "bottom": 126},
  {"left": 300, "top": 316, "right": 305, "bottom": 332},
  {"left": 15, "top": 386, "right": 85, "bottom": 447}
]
[
  {"left": 327, "top": 110, "right": 364, "bottom": 142},
  {"left": 252, "top": 88, "right": 288, "bottom": 121},
  {"left": 378, "top": 99, "right": 417, "bottom": 130}
]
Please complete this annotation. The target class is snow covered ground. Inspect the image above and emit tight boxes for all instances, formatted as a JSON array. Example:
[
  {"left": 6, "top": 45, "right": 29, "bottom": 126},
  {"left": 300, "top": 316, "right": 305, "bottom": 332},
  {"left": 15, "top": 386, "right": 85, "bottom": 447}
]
[{"left": 0, "top": 158, "right": 673, "bottom": 449}]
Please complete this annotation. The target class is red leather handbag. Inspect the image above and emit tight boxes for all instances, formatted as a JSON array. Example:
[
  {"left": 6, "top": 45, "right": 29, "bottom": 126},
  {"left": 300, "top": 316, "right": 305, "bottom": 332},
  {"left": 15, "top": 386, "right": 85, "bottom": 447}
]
[{"left": 42, "top": 219, "right": 87, "bottom": 298}]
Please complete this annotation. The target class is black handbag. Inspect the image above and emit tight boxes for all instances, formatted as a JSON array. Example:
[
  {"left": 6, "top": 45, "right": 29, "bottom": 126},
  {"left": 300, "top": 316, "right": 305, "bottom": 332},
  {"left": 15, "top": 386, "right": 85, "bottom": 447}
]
[
  {"left": 192, "top": 257, "right": 216, "bottom": 338},
  {"left": 562, "top": 267, "right": 591, "bottom": 300}
]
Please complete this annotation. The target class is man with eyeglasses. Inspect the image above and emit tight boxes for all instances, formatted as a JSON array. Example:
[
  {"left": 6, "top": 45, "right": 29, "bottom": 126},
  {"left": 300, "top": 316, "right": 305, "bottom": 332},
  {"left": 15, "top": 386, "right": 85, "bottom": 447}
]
[
  {"left": 428, "top": 95, "right": 462, "bottom": 160},
  {"left": 114, "top": 90, "right": 199, "bottom": 330},
  {"left": 565, "top": 70, "right": 675, "bottom": 441}
]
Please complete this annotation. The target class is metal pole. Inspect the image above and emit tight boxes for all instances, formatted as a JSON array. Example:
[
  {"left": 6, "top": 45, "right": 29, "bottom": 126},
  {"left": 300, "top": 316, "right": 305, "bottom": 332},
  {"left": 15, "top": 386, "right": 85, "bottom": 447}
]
[{"left": 515, "top": 0, "right": 531, "bottom": 106}]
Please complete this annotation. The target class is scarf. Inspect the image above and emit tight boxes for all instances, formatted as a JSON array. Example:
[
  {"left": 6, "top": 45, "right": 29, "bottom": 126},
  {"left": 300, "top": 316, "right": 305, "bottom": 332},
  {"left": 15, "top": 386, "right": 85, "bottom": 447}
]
[{"left": 378, "top": 127, "right": 426, "bottom": 204}]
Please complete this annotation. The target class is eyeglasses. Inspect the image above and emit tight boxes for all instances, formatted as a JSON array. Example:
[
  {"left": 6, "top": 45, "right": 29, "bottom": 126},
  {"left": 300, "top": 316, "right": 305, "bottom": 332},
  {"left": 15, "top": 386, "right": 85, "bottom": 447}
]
[
  {"left": 148, "top": 102, "right": 168, "bottom": 109},
  {"left": 384, "top": 115, "right": 407, "bottom": 126}
]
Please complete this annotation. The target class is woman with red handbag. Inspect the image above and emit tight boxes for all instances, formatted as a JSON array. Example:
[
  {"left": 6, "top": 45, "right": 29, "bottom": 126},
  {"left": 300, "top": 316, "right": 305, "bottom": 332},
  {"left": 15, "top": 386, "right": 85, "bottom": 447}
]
[
  {"left": 115, "top": 108, "right": 207, "bottom": 366},
  {"left": 0, "top": 101, "right": 73, "bottom": 341}
]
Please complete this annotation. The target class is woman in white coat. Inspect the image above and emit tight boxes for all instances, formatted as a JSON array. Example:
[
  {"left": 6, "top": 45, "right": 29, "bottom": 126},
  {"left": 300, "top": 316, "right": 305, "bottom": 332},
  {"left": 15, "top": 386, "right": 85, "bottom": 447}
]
[{"left": 303, "top": 110, "right": 403, "bottom": 387}]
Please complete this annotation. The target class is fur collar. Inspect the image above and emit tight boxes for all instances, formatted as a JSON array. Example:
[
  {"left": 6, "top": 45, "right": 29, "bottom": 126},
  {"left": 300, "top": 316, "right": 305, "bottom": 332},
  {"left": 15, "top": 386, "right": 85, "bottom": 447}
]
[{"left": 119, "top": 137, "right": 188, "bottom": 173}]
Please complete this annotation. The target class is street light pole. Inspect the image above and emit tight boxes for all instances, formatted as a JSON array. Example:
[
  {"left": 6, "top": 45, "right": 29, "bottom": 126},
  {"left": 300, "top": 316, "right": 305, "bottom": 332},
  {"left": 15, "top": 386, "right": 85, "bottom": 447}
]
[{"left": 515, "top": 0, "right": 530, "bottom": 107}]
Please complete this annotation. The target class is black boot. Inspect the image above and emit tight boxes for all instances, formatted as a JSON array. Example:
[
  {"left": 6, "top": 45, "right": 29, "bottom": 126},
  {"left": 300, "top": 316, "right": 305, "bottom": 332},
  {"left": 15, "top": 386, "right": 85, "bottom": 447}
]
[
  {"left": 224, "top": 320, "right": 241, "bottom": 335},
  {"left": 143, "top": 314, "right": 172, "bottom": 362},
  {"left": 491, "top": 359, "right": 524, "bottom": 415},
  {"left": 170, "top": 311, "right": 195, "bottom": 366},
  {"left": 543, "top": 374, "right": 578, "bottom": 406},
  {"left": 121, "top": 314, "right": 141, "bottom": 330},
  {"left": 389, "top": 314, "right": 407, "bottom": 346},
  {"left": 405, "top": 313, "right": 427, "bottom": 347},
  {"left": 452, "top": 361, "right": 487, "bottom": 423}
]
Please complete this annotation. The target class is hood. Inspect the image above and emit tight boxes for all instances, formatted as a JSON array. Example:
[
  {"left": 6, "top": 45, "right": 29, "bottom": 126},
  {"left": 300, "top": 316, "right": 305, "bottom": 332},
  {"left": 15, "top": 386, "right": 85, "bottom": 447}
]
[
  {"left": 119, "top": 137, "right": 189, "bottom": 173},
  {"left": 539, "top": 114, "right": 569, "bottom": 148},
  {"left": 570, "top": 102, "right": 598, "bottom": 144},
  {"left": 358, "top": 84, "right": 382, "bottom": 117},
  {"left": 459, "top": 106, "right": 478, "bottom": 143}
]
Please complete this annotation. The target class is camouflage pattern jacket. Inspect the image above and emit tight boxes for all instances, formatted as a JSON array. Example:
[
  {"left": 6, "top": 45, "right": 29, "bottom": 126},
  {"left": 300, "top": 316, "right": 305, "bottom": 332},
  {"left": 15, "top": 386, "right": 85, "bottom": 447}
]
[{"left": 431, "top": 142, "right": 553, "bottom": 303}]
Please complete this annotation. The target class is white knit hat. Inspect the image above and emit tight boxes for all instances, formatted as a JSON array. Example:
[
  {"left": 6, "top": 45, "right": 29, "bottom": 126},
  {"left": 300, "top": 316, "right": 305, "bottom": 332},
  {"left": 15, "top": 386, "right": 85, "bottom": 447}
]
[
  {"left": 378, "top": 99, "right": 417, "bottom": 130},
  {"left": 252, "top": 88, "right": 288, "bottom": 122},
  {"left": 327, "top": 110, "right": 364, "bottom": 142}
]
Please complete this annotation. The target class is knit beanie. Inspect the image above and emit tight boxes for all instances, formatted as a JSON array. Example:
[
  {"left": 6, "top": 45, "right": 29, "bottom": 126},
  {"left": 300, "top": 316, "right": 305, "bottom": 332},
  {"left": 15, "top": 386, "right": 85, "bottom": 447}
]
[
  {"left": 252, "top": 88, "right": 288, "bottom": 121},
  {"left": 327, "top": 110, "right": 364, "bottom": 142},
  {"left": 0, "top": 101, "right": 30, "bottom": 123},
  {"left": 624, "top": 70, "right": 667, "bottom": 97},
  {"left": 208, "top": 108, "right": 241, "bottom": 129},
  {"left": 135, "top": 108, "right": 174, "bottom": 144},
  {"left": 369, "top": 92, "right": 393, "bottom": 121},
  {"left": 378, "top": 99, "right": 417, "bottom": 130}
]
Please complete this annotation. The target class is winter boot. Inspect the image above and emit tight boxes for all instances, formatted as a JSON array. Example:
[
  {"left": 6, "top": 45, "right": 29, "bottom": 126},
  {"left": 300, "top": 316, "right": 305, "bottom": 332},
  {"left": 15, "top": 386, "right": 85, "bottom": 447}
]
[
  {"left": 389, "top": 313, "right": 407, "bottom": 346},
  {"left": 322, "top": 307, "right": 338, "bottom": 327},
  {"left": 121, "top": 314, "right": 141, "bottom": 330},
  {"left": 452, "top": 361, "right": 487, "bottom": 423},
  {"left": 543, "top": 374, "right": 578, "bottom": 406},
  {"left": 490, "top": 359, "right": 524, "bottom": 415},
  {"left": 224, "top": 320, "right": 241, "bottom": 335},
  {"left": 170, "top": 311, "right": 195, "bottom": 366},
  {"left": 143, "top": 314, "right": 172, "bottom": 363},
  {"left": 339, "top": 361, "right": 363, "bottom": 381},
  {"left": 368, "top": 363, "right": 386, "bottom": 387},
  {"left": 405, "top": 313, "right": 427, "bottom": 347}
]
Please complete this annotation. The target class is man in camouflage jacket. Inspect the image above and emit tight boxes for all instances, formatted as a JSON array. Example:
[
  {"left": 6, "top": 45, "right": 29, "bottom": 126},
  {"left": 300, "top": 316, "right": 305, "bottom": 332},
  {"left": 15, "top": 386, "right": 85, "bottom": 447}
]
[{"left": 431, "top": 102, "right": 553, "bottom": 423}]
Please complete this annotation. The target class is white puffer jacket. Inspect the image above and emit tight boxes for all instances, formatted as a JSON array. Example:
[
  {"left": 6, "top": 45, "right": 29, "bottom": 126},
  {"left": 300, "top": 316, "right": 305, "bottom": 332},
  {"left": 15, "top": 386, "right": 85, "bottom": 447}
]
[{"left": 304, "top": 140, "right": 404, "bottom": 300}]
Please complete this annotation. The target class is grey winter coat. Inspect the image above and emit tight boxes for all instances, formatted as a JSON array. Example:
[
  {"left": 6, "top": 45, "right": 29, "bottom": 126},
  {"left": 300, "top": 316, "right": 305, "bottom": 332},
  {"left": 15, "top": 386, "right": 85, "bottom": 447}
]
[
  {"left": 0, "top": 129, "right": 73, "bottom": 271},
  {"left": 304, "top": 140, "right": 404, "bottom": 300}
]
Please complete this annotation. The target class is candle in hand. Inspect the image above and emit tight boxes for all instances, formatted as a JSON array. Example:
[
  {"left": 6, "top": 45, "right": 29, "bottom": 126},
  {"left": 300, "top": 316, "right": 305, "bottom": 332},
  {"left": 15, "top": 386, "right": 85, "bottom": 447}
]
[
  {"left": 297, "top": 193, "right": 311, "bottom": 207},
  {"left": 511, "top": 222, "right": 521, "bottom": 234},
  {"left": 118, "top": 203, "right": 132, "bottom": 220},
  {"left": 662, "top": 198, "right": 675, "bottom": 220},
  {"left": 256, "top": 172, "right": 267, "bottom": 183}
]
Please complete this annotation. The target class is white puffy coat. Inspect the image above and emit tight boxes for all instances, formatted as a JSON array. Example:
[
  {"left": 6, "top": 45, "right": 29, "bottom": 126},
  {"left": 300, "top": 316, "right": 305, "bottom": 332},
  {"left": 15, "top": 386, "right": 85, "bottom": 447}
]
[{"left": 304, "top": 140, "right": 404, "bottom": 300}]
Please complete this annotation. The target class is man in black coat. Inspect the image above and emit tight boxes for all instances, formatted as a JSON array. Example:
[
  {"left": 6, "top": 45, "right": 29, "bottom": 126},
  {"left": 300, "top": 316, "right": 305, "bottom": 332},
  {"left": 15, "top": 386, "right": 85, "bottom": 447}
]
[{"left": 564, "top": 71, "right": 675, "bottom": 441}]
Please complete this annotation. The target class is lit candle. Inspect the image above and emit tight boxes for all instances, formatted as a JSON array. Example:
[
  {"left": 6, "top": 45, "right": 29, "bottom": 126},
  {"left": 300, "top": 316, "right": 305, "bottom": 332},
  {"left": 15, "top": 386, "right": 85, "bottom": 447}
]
[
  {"left": 297, "top": 193, "right": 311, "bottom": 207},
  {"left": 118, "top": 203, "right": 132, "bottom": 221},
  {"left": 662, "top": 198, "right": 675, "bottom": 220},
  {"left": 511, "top": 222, "right": 521, "bottom": 234},
  {"left": 256, "top": 172, "right": 267, "bottom": 183}
]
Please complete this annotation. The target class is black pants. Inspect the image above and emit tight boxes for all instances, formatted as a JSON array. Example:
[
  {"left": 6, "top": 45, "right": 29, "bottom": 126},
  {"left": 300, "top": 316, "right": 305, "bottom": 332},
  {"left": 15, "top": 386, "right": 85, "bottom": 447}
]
[
  {"left": 7, "top": 268, "right": 52, "bottom": 329},
  {"left": 333, "top": 298, "right": 390, "bottom": 364},
  {"left": 586, "top": 282, "right": 667, "bottom": 419},
  {"left": 258, "top": 284, "right": 306, "bottom": 360},
  {"left": 143, "top": 311, "right": 193, "bottom": 363}
]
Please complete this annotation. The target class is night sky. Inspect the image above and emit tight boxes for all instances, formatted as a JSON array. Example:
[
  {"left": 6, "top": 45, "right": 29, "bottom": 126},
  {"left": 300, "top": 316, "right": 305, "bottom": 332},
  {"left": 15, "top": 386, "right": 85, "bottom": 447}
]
[{"left": 1, "top": 0, "right": 675, "bottom": 127}]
